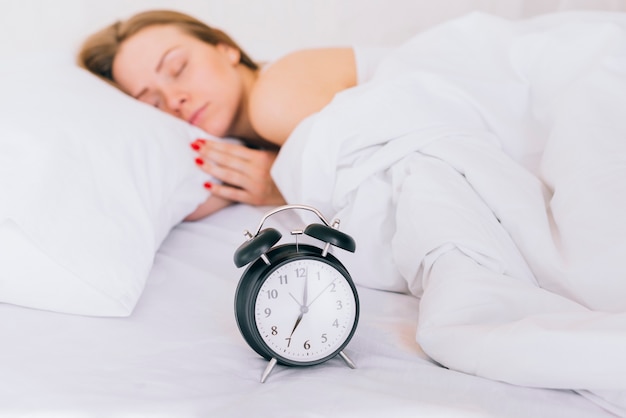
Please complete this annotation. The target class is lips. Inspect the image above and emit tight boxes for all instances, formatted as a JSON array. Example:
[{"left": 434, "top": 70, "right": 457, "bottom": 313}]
[{"left": 188, "top": 104, "right": 207, "bottom": 126}]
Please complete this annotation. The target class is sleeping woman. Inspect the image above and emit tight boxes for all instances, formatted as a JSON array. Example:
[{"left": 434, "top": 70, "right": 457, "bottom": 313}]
[
  {"left": 79, "top": 9, "right": 626, "bottom": 414},
  {"left": 78, "top": 9, "right": 382, "bottom": 220}
]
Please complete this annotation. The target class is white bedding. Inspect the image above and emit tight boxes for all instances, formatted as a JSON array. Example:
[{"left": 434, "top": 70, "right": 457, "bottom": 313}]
[
  {"left": 0, "top": 204, "right": 616, "bottom": 417},
  {"left": 272, "top": 11, "right": 626, "bottom": 416}
]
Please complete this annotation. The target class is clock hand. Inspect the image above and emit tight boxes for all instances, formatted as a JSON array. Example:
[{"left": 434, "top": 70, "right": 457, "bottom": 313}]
[
  {"left": 289, "top": 312, "right": 304, "bottom": 337},
  {"left": 289, "top": 292, "right": 303, "bottom": 307},
  {"left": 302, "top": 275, "right": 308, "bottom": 306},
  {"left": 306, "top": 278, "right": 338, "bottom": 309},
  {"left": 290, "top": 275, "right": 310, "bottom": 337},
  {"left": 288, "top": 270, "right": 310, "bottom": 308}
]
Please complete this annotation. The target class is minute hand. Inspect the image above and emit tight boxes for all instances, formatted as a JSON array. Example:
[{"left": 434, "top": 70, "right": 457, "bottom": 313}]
[
  {"left": 306, "top": 278, "right": 337, "bottom": 308},
  {"left": 289, "top": 276, "right": 309, "bottom": 337}
]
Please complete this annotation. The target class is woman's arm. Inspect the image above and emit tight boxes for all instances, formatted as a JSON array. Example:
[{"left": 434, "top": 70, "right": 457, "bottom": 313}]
[{"left": 249, "top": 47, "right": 357, "bottom": 145}]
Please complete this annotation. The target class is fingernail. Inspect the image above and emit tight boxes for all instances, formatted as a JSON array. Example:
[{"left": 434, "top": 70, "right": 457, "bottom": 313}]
[
  {"left": 195, "top": 158, "right": 204, "bottom": 166},
  {"left": 203, "top": 182, "right": 212, "bottom": 190},
  {"left": 191, "top": 139, "right": 206, "bottom": 150}
]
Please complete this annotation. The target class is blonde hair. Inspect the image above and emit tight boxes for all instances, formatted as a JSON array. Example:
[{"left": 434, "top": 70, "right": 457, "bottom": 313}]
[{"left": 78, "top": 9, "right": 257, "bottom": 82}]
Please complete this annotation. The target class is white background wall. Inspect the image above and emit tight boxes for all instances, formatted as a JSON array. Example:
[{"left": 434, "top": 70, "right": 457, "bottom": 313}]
[{"left": 2, "top": 0, "right": 626, "bottom": 61}]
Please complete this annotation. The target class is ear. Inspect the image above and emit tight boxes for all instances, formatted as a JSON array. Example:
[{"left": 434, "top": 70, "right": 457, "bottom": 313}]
[{"left": 217, "top": 43, "right": 241, "bottom": 65}]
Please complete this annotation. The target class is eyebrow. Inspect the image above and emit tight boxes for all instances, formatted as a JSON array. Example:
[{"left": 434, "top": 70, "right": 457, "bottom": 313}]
[{"left": 132, "top": 46, "right": 178, "bottom": 99}]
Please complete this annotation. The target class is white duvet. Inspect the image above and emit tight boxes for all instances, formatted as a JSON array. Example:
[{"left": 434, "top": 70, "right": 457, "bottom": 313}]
[{"left": 272, "top": 11, "right": 626, "bottom": 415}]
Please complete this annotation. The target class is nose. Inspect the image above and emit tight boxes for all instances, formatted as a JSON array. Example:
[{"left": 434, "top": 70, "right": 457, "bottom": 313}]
[{"left": 161, "top": 85, "right": 188, "bottom": 117}]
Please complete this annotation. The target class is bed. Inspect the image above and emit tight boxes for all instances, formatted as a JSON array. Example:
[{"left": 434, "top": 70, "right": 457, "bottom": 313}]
[
  {"left": 2, "top": 1, "right": 626, "bottom": 417},
  {"left": 0, "top": 204, "right": 618, "bottom": 418}
]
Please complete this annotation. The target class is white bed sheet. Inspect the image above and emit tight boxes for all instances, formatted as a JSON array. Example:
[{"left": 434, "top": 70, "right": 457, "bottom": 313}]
[{"left": 0, "top": 204, "right": 614, "bottom": 418}]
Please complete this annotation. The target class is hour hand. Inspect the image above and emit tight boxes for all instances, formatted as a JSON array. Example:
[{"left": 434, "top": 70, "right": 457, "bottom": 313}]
[
  {"left": 289, "top": 276, "right": 309, "bottom": 336},
  {"left": 289, "top": 312, "right": 304, "bottom": 337}
]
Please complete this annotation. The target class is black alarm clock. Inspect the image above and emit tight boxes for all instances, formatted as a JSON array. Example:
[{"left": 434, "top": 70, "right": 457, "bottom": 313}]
[{"left": 233, "top": 204, "right": 359, "bottom": 383}]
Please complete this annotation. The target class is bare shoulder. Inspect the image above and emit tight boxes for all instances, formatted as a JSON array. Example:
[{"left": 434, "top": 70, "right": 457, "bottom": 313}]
[{"left": 249, "top": 48, "right": 356, "bottom": 145}]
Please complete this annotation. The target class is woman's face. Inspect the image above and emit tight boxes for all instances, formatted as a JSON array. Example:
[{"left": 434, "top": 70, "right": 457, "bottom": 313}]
[{"left": 112, "top": 25, "right": 244, "bottom": 138}]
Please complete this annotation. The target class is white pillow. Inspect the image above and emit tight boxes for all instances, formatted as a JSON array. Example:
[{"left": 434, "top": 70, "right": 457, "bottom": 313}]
[{"left": 0, "top": 53, "right": 217, "bottom": 316}]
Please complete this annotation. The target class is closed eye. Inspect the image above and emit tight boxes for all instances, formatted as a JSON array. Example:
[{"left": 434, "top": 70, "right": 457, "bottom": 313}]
[
  {"left": 136, "top": 91, "right": 161, "bottom": 109},
  {"left": 175, "top": 62, "right": 187, "bottom": 77}
]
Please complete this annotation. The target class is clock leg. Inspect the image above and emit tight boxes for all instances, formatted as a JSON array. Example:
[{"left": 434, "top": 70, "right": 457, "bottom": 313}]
[
  {"left": 338, "top": 351, "right": 357, "bottom": 369},
  {"left": 260, "top": 357, "right": 278, "bottom": 383}
]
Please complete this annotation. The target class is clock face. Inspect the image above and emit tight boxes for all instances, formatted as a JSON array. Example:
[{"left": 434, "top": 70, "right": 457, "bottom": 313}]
[{"left": 253, "top": 257, "right": 357, "bottom": 364}]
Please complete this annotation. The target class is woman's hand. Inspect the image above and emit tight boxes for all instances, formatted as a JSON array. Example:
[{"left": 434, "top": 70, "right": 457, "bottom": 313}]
[
  {"left": 184, "top": 195, "right": 233, "bottom": 221},
  {"left": 191, "top": 139, "right": 286, "bottom": 206}
]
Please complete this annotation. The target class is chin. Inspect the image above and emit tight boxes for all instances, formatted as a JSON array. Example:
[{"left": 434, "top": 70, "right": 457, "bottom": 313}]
[{"left": 199, "top": 122, "right": 230, "bottom": 139}]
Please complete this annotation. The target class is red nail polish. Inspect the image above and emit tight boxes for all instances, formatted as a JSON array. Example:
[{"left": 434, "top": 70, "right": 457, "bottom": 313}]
[
  {"left": 203, "top": 182, "right": 212, "bottom": 190},
  {"left": 190, "top": 142, "right": 200, "bottom": 151},
  {"left": 195, "top": 158, "right": 204, "bottom": 165},
  {"left": 195, "top": 139, "right": 206, "bottom": 145}
]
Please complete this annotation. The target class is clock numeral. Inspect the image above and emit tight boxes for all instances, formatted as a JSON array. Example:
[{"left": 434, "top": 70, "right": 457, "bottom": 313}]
[
  {"left": 321, "top": 333, "right": 328, "bottom": 344},
  {"left": 266, "top": 289, "right": 278, "bottom": 299},
  {"left": 264, "top": 308, "right": 271, "bottom": 318},
  {"left": 285, "top": 337, "right": 291, "bottom": 347},
  {"left": 278, "top": 274, "right": 288, "bottom": 285},
  {"left": 271, "top": 326, "right": 278, "bottom": 336},
  {"left": 295, "top": 267, "right": 307, "bottom": 278},
  {"left": 332, "top": 319, "right": 339, "bottom": 328},
  {"left": 330, "top": 282, "right": 336, "bottom": 292},
  {"left": 303, "top": 340, "right": 311, "bottom": 350},
  {"left": 336, "top": 300, "right": 343, "bottom": 310}
]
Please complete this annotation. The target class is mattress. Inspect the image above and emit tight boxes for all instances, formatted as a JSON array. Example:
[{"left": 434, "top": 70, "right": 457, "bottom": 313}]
[{"left": 0, "top": 204, "right": 614, "bottom": 418}]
